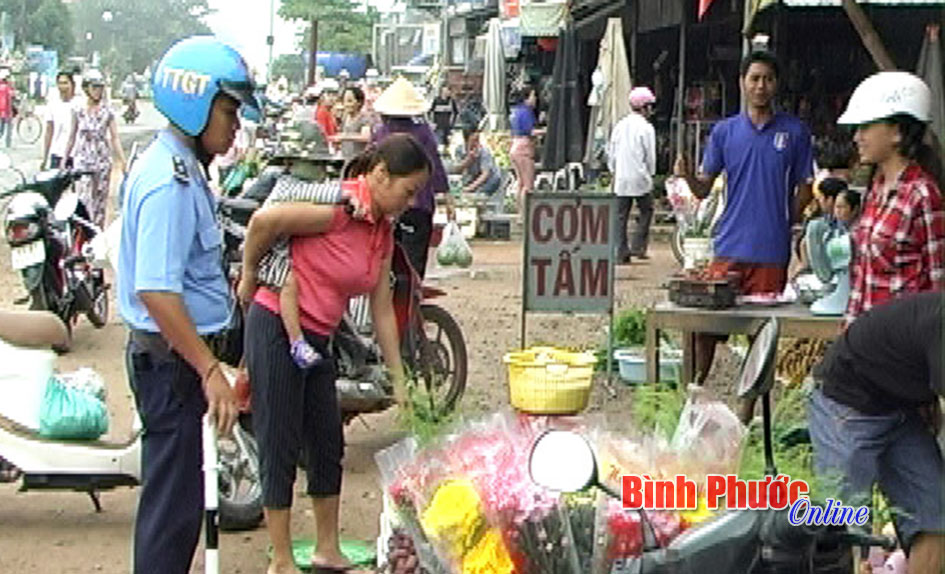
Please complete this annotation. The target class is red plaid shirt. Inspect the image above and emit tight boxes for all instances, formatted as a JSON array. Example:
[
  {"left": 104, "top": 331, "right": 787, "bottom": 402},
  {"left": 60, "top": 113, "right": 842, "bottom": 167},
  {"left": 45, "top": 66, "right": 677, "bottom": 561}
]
[{"left": 846, "top": 164, "right": 945, "bottom": 322}]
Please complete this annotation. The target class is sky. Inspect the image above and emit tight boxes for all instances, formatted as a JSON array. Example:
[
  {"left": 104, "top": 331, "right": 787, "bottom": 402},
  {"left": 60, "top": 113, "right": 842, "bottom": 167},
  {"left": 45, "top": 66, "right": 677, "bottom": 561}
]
[{"left": 204, "top": 0, "right": 305, "bottom": 80}]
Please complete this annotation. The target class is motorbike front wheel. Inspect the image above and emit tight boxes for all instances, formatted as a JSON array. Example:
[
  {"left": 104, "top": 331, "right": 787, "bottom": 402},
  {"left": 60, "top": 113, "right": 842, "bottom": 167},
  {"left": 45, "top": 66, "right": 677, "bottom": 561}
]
[
  {"left": 407, "top": 304, "right": 468, "bottom": 417},
  {"left": 85, "top": 286, "right": 108, "bottom": 329},
  {"left": 217, "top": 423, "right": 263, "bottom": 531}
]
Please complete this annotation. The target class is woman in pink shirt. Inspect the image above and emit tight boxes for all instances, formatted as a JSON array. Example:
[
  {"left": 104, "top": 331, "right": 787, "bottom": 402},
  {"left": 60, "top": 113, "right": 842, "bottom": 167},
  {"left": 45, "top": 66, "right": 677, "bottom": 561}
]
[{"left": 238, "top": 134, "right": 430, "bottom": 574}]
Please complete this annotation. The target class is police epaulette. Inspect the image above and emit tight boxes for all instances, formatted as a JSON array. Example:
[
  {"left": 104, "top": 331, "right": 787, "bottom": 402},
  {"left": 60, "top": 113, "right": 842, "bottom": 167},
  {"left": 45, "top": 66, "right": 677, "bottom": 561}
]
[{"left": 172, "top": 156, "right": 189, "bottom": 184}]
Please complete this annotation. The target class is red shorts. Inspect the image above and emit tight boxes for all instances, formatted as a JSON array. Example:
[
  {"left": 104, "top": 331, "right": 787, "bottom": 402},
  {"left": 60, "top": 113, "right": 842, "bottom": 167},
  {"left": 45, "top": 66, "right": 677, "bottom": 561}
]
[
  {"left": 707, "top": 258, "right": 788, "bottom": 296},
  {"left": 699, "top": 259, "right": 789, "bottom": 346}
]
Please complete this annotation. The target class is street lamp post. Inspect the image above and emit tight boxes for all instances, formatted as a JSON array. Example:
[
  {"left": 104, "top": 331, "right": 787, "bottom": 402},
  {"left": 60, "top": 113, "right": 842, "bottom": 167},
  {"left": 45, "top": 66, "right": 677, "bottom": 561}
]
[
  {"left": 101, "top": 10, "right": 115, "bottom": 74},
  {"left": 267, "top": 0, "right": 275, "bottom": 83}
]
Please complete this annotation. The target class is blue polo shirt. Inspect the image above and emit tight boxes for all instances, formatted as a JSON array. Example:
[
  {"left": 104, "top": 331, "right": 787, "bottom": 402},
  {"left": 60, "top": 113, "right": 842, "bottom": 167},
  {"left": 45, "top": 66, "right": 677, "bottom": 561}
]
[
  {"left": 701, "top": 112, "right": 813, "bottom": 265},
  {"left": 118, "top": 129, "right": 232, "bottom": 334}
]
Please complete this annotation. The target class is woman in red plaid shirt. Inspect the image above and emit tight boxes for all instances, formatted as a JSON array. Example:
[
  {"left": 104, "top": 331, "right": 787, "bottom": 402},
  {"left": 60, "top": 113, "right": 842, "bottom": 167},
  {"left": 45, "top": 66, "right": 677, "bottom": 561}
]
[{"left": 837, "top": 71, "right": 945, "bottom": 322}]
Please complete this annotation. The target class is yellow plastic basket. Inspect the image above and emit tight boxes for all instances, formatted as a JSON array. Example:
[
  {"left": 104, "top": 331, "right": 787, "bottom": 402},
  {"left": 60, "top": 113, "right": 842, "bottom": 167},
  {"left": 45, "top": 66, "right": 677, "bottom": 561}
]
[{"left": 503, "top": 347, "right": 596, "bottom": 415}]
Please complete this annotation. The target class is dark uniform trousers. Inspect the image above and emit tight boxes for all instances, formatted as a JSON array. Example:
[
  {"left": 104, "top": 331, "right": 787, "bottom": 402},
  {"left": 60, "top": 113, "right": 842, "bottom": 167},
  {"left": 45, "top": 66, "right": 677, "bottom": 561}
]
[{"left": 127, "top": 331, "right": 211, "bottom": 574}]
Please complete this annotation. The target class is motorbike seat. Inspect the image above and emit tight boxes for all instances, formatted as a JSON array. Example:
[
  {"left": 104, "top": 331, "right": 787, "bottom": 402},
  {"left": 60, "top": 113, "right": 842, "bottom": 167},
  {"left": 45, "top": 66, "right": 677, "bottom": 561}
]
[{"left": 218, "top": 197, "right": 261, "bottom": 227}]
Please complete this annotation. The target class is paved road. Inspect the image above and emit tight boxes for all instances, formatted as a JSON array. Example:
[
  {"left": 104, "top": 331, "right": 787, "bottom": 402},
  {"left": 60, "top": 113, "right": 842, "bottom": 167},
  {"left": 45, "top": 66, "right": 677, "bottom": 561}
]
[{"left": 0, "top": 99, "right": 163, "bottom": 190}]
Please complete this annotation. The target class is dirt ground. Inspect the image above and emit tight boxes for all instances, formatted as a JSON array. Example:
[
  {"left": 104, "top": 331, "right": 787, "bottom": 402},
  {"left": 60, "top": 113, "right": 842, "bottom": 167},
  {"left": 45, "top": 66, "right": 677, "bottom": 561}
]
[{"left": 0, "top": 221, "right": 743, "bottom": 573}]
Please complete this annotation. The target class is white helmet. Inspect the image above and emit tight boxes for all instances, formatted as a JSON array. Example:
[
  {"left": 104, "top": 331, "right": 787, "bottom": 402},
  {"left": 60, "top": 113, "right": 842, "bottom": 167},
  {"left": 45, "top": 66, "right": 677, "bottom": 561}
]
[
  {"left": 320, "top": 78, "right": 340, "bottom": 93},
  {"left": 837, "top": 71, "right": 932, "bottom": 125},
  {"left": 83, "top": 69, "right": 106, "bottom": 91}
]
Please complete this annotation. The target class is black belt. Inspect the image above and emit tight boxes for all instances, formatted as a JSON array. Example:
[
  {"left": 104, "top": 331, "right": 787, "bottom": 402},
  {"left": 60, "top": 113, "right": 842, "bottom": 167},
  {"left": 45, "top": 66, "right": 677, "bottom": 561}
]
[{"left": 129, "top": 329, "right": 226, "bottom": 363}]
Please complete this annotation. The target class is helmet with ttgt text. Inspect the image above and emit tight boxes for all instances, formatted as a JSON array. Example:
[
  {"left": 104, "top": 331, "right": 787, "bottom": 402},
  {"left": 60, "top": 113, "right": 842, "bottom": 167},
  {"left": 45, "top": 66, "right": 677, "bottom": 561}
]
[{"left": 152, "top": 36, "right": 261, "bottom": 136}]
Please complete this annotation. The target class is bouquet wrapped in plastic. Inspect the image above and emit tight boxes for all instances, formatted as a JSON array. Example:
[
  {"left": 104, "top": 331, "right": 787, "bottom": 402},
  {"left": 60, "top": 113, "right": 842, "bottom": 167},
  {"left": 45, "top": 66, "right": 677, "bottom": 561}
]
[{"left": 376, "top": 403, "right": 746, "bottom": 574}]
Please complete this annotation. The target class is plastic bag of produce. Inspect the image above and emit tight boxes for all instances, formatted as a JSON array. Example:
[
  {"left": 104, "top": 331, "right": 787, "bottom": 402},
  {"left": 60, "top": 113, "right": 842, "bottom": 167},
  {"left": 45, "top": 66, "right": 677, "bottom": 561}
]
[
  {"left": 670, "top": 385, "right": 745, "bottom": 476},
  {"left": 56, "top": 368, "right": 107, "bottom": 402},
  {"left": 436, "top": 221, "right": 473, "bottom": 268},
  {"left": 39, "top": 377, "right": 109, "bottom": 440}
]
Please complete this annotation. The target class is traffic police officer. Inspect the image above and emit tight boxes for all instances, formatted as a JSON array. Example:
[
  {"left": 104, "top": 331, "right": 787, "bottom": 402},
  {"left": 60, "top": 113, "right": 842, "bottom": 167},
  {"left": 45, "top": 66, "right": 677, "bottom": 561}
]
[{"left": 117, "top": 36, "right": 260, "bottom": 574}]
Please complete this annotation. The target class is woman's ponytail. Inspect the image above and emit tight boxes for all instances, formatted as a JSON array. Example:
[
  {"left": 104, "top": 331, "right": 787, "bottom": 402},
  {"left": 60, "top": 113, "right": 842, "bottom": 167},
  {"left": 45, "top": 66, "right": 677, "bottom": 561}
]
[
  {"left": 343, "top": 144, "right": 377, "bottom": 179},
  {"left": 891, "top": 114, "right": 945, "bottom": 190}
]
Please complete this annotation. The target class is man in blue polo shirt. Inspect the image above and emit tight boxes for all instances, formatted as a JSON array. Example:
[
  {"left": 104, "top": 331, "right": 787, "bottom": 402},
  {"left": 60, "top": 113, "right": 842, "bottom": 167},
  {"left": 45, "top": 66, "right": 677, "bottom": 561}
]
[
  {"left": 118, "top": 37, "right": 259, "bottom": 574},
  {"left": 675, "top": 51, "right": 814, "bottom": 422}
]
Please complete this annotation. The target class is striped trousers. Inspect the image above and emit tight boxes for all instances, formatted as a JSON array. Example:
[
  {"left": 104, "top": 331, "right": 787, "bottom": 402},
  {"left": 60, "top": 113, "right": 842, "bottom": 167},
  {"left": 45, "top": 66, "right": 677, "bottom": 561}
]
[{"left": 244, "top": 303, "right": 343, "bottom": 507}]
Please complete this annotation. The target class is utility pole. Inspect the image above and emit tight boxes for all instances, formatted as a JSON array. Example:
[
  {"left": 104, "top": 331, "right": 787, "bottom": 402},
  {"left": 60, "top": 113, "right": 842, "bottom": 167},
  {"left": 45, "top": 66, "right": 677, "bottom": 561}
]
[
  {"left": 840, "top": 0, "right": 896, "bottom": 70},
  {"left": 675, "top": 0, "right": 687, "bottom": 159},
  {"left": 267, "top": 0, "right": 275, "bottom": 83},
  {"left": 307, "top": 19, "right": 318, "bottom": 86}
]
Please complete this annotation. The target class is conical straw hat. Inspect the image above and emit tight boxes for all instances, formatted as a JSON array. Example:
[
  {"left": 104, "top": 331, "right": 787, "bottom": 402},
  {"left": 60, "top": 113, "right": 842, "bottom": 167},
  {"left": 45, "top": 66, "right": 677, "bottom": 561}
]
[{"left": 373, "top": 77, "right": 430, "bottom": 116}]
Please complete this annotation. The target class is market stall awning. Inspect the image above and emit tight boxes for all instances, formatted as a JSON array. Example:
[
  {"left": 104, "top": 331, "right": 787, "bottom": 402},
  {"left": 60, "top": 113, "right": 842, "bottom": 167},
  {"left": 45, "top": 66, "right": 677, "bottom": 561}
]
[
  {"left": 483, "top": 18, "right": 508, "bottom": 131},
  {"left": 782, "top": 0, "right": 944, "bottom": 6},
  {"left": 542, "top": 20, "right": 586, "bottom": 175}
]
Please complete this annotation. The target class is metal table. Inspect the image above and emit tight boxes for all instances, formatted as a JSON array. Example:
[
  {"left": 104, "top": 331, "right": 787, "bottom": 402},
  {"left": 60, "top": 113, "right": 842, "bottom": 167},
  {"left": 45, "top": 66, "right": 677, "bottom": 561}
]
[{"left": 645, "top": 301, "right": 844, "bottom": 384}]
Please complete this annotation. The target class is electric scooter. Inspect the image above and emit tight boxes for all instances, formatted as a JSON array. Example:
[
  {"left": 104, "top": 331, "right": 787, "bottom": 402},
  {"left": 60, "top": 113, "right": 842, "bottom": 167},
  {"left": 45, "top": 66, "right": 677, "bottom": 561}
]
[{"left": 0, "top": 311, "right": 263, "bottom": 536}]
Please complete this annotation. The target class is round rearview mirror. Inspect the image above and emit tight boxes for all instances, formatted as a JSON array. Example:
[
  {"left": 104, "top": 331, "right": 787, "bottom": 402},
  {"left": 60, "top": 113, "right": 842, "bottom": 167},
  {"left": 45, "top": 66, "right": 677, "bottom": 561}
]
[
  {"left": 53, "top": 192, "right": 79, "bottom": 222},
  {"left": 735, "top": 318, "right": 781, "bottom": 400},
  {"left": 0, "top": 152, "right": 12, "bottom": 171},
  {"left": 529, "top": 430, "right": 597, "bottom": 493}
]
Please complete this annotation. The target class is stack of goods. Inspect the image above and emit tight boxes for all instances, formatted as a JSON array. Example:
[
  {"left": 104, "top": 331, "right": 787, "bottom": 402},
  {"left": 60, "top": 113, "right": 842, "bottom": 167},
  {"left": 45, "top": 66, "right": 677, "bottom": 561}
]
[
  {"left": 776, "top": 338, "right": 828, "bottom": 387},
  {"left": 376, "top": 404, "right": 744, "bottom": 574},
  {"left": 480, "top": 132, "right": 512, "bottom": 171},
  {"left": 667, "top": 271, "right": 738, "bottom": 309}
]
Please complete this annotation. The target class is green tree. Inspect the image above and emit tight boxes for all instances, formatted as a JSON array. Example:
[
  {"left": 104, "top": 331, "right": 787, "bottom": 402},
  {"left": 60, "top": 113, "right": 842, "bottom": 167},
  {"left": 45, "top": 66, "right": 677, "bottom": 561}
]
[
  {"left": 0, "top": 0, "right": 75, "bottom": 57},
  {"left": 69, "top": 0, "right": 213, "bottom": 80},
  {"left": 271, "top": 53, "right": 307, "bottom": 88},
  {"left": 278, "top": 0, "right": 378, "bottom": 54}
]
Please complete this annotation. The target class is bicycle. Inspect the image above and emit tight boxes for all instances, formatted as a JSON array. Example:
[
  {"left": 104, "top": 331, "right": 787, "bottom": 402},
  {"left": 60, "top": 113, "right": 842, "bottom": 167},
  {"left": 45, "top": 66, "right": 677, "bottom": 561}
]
[{"left": 14, "top": 98, "right": 42, "bottom": 145}]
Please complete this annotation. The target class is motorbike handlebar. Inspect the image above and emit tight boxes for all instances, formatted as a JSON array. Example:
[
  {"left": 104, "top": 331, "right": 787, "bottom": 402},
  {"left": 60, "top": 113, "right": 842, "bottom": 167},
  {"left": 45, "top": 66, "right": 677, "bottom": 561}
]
[{"left": 822, "top": 528, "right": 897, "bottom": 551}]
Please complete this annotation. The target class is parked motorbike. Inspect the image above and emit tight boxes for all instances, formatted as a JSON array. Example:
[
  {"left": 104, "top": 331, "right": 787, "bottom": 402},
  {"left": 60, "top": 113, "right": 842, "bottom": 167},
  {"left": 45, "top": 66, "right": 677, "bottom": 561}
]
[
  {"left": 216, "top": 170, "right": 468, "bottom": 422},
  {"left": 0, "top": 310, "right": 263, "bottom": 532},
  {"left": 529, "top": 318, "right": 895, "bottom": 574},
  {"left": 0, "top": 154, "right": 108, "bottom": 352}
]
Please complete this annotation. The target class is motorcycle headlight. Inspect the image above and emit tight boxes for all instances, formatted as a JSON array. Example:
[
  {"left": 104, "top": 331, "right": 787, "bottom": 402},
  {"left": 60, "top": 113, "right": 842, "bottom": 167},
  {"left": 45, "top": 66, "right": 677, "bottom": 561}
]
[{"left": 6, "top": 219, "right": 41, "bottom": 245}]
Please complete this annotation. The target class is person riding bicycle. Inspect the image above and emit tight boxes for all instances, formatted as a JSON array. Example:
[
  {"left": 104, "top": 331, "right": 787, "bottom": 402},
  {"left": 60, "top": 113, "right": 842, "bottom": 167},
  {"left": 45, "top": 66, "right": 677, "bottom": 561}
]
[{"left": 121, "top": 75, "right": 139, "bottom": 119}]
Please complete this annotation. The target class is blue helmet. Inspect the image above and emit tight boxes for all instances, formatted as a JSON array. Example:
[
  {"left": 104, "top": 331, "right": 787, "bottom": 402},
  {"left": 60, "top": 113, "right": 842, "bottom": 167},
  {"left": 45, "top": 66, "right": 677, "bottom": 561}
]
[{"left": 152, "top": 36, "right": 261, "bottom": 136}]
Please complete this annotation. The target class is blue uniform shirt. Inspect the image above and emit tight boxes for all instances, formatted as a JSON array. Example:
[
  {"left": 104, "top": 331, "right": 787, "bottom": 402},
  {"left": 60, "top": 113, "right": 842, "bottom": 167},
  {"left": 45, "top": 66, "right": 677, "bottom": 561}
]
[
  {"left": 118, "top": 129, "right": 231, "bottom": 334},
  {"left": 701, "top": 112, "right": 813, "bottom": 265}
]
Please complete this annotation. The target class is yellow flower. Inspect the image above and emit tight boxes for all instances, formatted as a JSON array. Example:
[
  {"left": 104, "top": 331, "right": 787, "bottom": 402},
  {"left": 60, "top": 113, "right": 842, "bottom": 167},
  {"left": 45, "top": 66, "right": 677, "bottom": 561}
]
[
  {"left": 679, "top": 495, "right": 716, "bottom": 526},
  {"left": 421, "top": 479, "right": 486, "bottom": 559},
  {"left": 462, "top": 528, "right": 515, "bottom": 574}
]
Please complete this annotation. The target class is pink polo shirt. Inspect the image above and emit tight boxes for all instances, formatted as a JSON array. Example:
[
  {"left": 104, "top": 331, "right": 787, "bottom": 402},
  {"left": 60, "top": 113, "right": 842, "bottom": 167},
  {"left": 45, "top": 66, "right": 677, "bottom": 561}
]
[{"left": 255, "top": 206, "right": 394, "bottom": 335}]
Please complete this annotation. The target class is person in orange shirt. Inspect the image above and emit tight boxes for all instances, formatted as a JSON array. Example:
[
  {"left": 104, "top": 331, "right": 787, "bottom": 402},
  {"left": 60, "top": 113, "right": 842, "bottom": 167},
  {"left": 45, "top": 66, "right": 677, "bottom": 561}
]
[
  {"left": 0, "top": 68, "right": 16, "bottom": 148},
  {"left": 313, "top": 79, "right": 340, "bottom": 140}
]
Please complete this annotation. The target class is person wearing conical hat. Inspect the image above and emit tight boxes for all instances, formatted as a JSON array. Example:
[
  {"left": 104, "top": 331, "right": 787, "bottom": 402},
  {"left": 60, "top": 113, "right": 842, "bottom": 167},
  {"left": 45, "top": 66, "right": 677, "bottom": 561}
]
[{"left": 372, "top": 77, "right": 450, "bottom": 278}]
